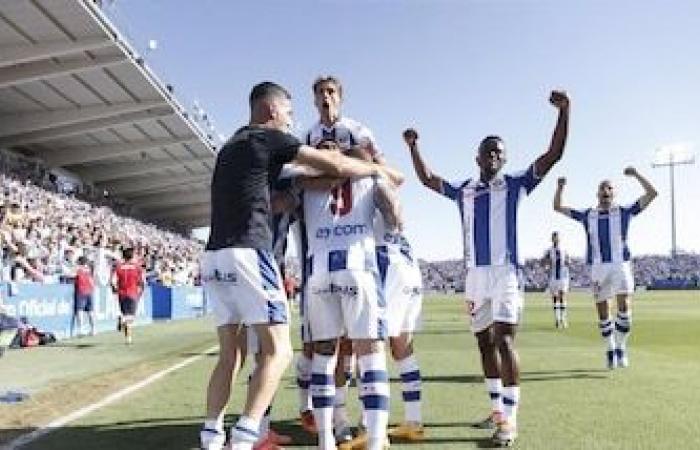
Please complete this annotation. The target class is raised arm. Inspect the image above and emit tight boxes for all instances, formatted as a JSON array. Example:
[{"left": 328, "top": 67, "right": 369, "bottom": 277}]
[
  {"left": 553, "top": 177, "right": 574, "bottom": 217},
  {"left": 15, "top": 257, "right": 44, "bottom": 282},
  {"left": 533, "top": 91, "right": 570, "bottom": 178},
  {"left": 1, "top": 229, "right": 18, "bottom": 254},
  {"left": 624, "top": 166, "right": 658, "bottom": 210},
  {"left": 402, "top": 128, "right": 445, "bottom": 194}
]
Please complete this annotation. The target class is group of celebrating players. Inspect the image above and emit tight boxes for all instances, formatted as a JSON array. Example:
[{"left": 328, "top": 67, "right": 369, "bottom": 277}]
[{"left": 197, "top": 74, "right": 657, "bottom": 450}]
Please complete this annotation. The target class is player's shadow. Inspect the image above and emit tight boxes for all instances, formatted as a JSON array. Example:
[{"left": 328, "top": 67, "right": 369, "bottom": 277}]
[
  {"left": 180, "top": 350, "right": 219, "bottom": 357},
  {"left": 420, "top": 374, "right": 484, "bottom": 384},
  {"left": 424, "top": 420, "right": 484, "bottom": 428},
  {"left": 521, "top": 368, "right": 608, "bottom": 382},
  {"left": 47, "top": 342, "right": 97, "bottom": 349},
  {"left": 415, "top": 435, "right": 500, "bottom": 448},
  {"left": 1, "top": 417, "right": 318, "bottom": 449},
  {"left": 416, "top": 328, "right": 470, "bottom": 336}
]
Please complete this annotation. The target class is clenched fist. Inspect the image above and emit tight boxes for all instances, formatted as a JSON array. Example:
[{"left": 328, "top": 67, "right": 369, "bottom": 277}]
[
  {"left": 623, "top": 166, "right": 637, "bottom": 177},
  {"left": 549, "top": 90, "right": 570, "bottom": 110},
  {"left": 403, "top": 128, "right": 419, "bottom": 148}
]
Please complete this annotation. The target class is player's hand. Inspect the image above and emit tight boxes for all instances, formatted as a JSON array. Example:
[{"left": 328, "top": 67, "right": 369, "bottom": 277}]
[
  {"left": 403, "top": 128, "right": 419, "bottom": 148},
  {"left": 549, "top": 90, "right": 569, "bottom": 110},
  {"left": 557, "top": 177, "right": 566, "bottom": 187},
  {"left": 623, "top": 166, "right": 637, "bottom": 177}
]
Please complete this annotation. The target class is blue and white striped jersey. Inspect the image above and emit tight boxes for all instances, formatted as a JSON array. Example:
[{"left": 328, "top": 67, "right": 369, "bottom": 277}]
[
  {"left": 440, "top": 165, "right": 542, "bottom": 268},
  {"left": 304, "top": 116, "right": 382, "bottom": 157},
  {"left": 569, "top": 202, "right": 642, "bottom": 265},
  {"left": 545, "top": 246, "right": 569, "bottom": 281},
  {"left": 303, "top": 177, "right": 378, "bottom": 273}
]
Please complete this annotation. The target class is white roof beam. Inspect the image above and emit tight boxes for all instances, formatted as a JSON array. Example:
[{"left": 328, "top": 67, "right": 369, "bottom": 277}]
[
  {"left": 129, "top": 186, "right": 208, "bottom": 206},
  {"left": 0, "top": 37, "right": 113, "bottom": 68},
  {"left": 135, "top": 191, "right": 210, "bottom": 210},
  {"left": 0, "top": 107, "right": 173, "bottom": 148},
  {"left": 178, "top": 217, "right": 209, "bottom": 228},
  {"left": 122, "top": 177, "right": 210, "bottom": 198},
  {"left": 149, "top": 204, "right": 211, "bottom": 219},
  {"left": 44, "top": 136, "right": 199, "bottom": 167},
  {"left": 83, "top": 157, "right": 212, "bottom": 182},
  {"left": 101, "top": 173, "right": 210, "bottom": 196},
  {"left": 0, "top": 54, "right": 126, "bottom": 89},
  {"left": 119, "top": 176, "right": 210, "bottom": 198},
  {"left": 0, "top": 100, "right": 167, "bottom": 137}
]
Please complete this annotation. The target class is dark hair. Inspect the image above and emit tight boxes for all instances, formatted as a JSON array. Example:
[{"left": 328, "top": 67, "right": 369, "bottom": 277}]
[
  {"left": 77, "top": 256, "right": 88, "bottom": 265},
  {"left": 123, "top": 247, "right": 134, "bottom": 260},
  {"left": 249, "top": 81, "right": 291, "bottom": 108},
  {"left": 312, "top": 75, "right": 343, "bottom": 97},
  {"left": 478, "top": 135, "right": 505, "bottom": 153}
]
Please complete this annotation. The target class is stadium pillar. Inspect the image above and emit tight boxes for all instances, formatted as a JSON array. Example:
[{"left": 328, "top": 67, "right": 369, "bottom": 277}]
[
  {"left": 653, "top": 145, "right": 695, "bottom": 260},
  {"left": 669, "top": 162, "right": 676, "bottom": 259}
]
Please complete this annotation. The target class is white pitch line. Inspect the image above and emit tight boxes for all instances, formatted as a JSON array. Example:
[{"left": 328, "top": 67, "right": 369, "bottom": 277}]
[{"left": 3, "top": 345, "right": 219, "bottom": 450}]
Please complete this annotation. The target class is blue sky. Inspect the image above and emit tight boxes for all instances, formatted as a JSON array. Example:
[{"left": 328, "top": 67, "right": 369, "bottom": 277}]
[{"left": 108, "top": 0, "right": 699, "bottom": 261}]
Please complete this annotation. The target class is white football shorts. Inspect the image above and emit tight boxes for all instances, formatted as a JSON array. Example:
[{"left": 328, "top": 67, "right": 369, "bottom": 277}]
[
  {"left": 305, "top": 269, "right": 386, "bottom": 341},
  {"left": 464, "top": 265, "right": 523, "bottom": 334},
  {"left": 201, "top": 248, "right": 289, "bottom": 327},
  {"left": 590, "top": 261, "right": 635, "bottom": 302}
]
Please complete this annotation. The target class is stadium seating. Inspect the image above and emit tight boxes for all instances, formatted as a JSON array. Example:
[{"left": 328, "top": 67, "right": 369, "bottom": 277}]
[
  {"left": 0, "top": 157, "right": 202, "bottom": 287},
  {"left": 419, "top": 253, "right": 700, "bottom": 292}
]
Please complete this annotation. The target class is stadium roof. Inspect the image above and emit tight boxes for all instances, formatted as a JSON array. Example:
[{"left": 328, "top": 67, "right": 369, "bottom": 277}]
[{"left": 0, "top": 0, "right": 214, "bottom": 228}]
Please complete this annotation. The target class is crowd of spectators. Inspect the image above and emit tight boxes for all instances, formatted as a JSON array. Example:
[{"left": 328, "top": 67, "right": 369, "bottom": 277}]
[
  {"left": 419, "top": 253, "right": 700, "bottom": 292},
  {"left": 0, "top": 152, "right": 203, "bottom": 288},
  {"left": 2, "top": 150, "right": 696, "bottom": 293}
]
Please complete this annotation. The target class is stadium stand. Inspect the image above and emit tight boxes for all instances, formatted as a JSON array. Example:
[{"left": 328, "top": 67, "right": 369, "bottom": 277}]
[
  {"left": 0, "top": 0, "right": 219, "bottom": 287},
  {"left": 0, "top": 168, "right": 202, "bottom": 287},
  {"left": 419, "top": 254, "right": 700, "bottom": 292},
  {"left": 0, "top": 0, "right": 215, "bottom": 230},
  {"left": 0, "top": 0, "right": 215, "bottom": 341}
]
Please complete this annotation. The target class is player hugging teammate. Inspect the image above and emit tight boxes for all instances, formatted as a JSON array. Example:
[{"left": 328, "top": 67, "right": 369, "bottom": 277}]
[{"left": 287, "top": 75, "right": 425, "bottom": 450}]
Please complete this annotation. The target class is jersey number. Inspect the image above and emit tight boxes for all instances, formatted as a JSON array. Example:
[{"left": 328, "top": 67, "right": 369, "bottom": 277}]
[{"left": 330, "top": 180, "right": 353, "bottom": 217}]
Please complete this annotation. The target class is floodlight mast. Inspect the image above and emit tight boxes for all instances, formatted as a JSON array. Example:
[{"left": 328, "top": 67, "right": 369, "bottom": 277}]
[{"left": 652, "top": 145, "right": 696, "bottom": 259}]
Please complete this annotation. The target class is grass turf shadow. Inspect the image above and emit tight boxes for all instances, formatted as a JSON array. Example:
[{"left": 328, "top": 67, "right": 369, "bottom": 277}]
[{"left": 5, "top": 416, "right": 318, "bottom": 450}]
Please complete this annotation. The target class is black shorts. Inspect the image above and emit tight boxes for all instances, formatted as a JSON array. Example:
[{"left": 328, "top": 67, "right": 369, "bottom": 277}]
[
  {"left": 74, "top": 294, "right": 93, "bottom": 313},
  {"left": 118, "top": 297, "right": 138, "bottom": 316}
]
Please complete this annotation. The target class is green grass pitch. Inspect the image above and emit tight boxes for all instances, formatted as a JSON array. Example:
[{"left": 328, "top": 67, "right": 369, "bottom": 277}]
[{"left": 2, "top": 290, "right": 699, "bottom": 449}]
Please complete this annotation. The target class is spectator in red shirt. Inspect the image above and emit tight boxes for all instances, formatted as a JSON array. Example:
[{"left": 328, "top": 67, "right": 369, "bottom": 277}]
[
  {"left": 71, "top": 256, "right": 95, "bottom": 337},
  {"left": 111, "top": 247, "right": 144, "bottom": 345}
]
